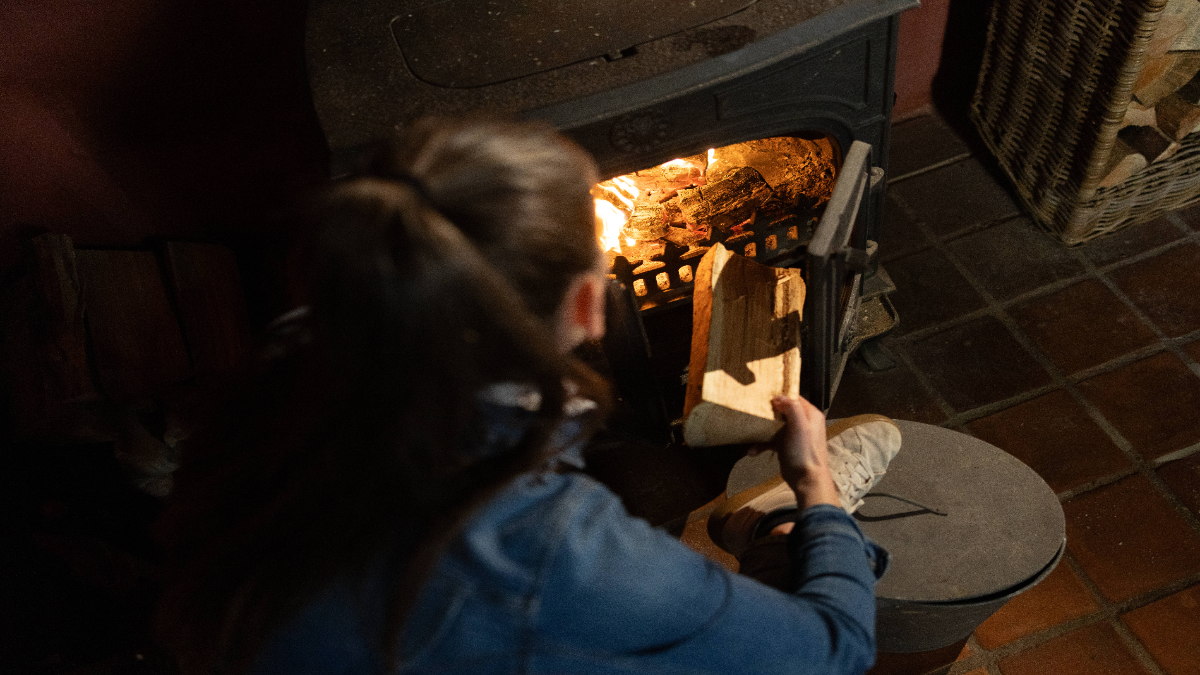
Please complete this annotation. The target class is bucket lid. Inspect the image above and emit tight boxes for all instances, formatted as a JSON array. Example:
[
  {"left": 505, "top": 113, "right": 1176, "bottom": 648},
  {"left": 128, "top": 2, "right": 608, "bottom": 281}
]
[
  {"left": 859, "top": 420, "right": 1064, "bottom": 603},
  {"left": 724, "top": 419, "right": 1064, "bottom": 603}
]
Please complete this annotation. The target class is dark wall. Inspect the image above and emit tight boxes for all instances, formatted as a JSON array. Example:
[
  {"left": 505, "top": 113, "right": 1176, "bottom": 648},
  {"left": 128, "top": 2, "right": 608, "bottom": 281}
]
[{"left": 0, "top": 0, "right": 329, "bottom": 281}]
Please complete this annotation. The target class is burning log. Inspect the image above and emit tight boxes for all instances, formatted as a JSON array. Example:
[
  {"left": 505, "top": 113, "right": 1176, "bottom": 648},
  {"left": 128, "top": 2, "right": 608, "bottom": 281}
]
[
  {"left": 618, "top": 239, "right": 665, "bottom": 263},
  {"left": 621, "top": 201, "right": 669, "bottom": 240},
  {"left": 706, "top": 136, "right": 837, "bottom": 209},
  {"left": 661, "top": 200, "right": 690, "bottom": 228},
  {"left": 662, "top": 225, "right": 709, "bottom": 248},
  {"left": 625, "top": 154, "right": 708, "bottom": 191},
  {"left": 682, "top": 242, "right": 804, "bottom": 447},
  {"left": 677, "top": 166, "right": 774, "bottom": 233}
]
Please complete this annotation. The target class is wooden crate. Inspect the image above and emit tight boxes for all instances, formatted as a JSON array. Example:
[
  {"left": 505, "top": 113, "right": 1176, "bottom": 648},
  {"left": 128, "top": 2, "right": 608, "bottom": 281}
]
[{"left": 971, "top": 0, "right": 1200, "bottom": 244}]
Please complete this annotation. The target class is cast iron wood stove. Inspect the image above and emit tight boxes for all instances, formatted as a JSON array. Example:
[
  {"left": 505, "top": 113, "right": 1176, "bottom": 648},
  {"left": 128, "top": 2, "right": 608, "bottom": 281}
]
[{"left": 306, "top": 0, "right": 916, "bottom": 444}]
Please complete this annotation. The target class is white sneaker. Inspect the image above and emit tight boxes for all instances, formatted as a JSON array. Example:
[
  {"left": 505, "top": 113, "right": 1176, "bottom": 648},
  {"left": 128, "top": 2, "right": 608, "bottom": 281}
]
[
  {"left": 825, "top": 414, "right": 903, "bottom": 513},
  {"left": 709, "top": 414, "right": 902, "bottom": 556}
]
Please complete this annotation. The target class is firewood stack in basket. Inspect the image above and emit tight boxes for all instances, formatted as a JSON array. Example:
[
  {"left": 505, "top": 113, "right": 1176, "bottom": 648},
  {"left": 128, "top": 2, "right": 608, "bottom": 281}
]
[{"left": 1104, "top": 0, "right": 1200, "bottom": 187}]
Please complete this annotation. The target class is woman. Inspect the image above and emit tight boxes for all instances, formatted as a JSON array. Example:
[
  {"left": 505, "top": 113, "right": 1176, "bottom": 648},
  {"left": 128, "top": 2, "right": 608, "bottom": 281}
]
[{"left": 155, "top": 118, "right": 886, "bottom": 675}]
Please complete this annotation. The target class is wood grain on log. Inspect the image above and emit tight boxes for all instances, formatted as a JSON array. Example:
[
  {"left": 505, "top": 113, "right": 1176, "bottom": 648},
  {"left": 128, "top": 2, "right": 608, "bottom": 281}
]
[
  {"left": 1099, "top": 137, "right": 1148, "bottom": 189},
  {"left": 1121, "top": 100, "right": 1158, "bottom": 129},
  {"left": 76, "top": 250, "right": 191, "bottom": 403},
  {"left": 1133, "top": 52, "right": 1200, "bottom": 107},
  {"left": 683, "top": 242, "right": 804, "bottom": 447},
  {"left": 1151, "top": 0, "right": 1200, "bottom": 58},
  {"left": 677, "top": 167, "right": 773, "bottom": 233},
  {"left": 1155, "top": 92, "right": 1200, "bottom": 139}
]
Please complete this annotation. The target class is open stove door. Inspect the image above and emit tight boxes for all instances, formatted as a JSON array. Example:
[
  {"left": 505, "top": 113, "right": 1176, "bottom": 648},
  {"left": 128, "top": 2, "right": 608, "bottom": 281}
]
[
  {"left": 802, "top": 139, "right": 882, "bottom": 411},
  {"left": 596, "top": 140, "right": 883, "bottom": 447}
]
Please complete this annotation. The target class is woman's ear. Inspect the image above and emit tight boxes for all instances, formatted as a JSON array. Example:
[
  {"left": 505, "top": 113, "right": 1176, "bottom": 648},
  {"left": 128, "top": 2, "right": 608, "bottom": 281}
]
[{"left": 557, "top": 272, "right": 608, "bottom": 351}]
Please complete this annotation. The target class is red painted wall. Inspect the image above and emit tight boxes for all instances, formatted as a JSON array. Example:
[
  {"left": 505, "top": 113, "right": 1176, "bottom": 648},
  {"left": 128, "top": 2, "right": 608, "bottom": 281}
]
[
  {"left": 894, "top": 0, "right": 953, "bottom": 119},
  {"left": 0, "top": 0, "right": 328, "bottom": 279}
]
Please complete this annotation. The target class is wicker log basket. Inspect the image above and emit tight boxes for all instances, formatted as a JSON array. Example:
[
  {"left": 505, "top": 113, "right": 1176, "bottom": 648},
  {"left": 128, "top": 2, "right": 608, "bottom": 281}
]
[{"left": 970, "top": 0, "right": 1200, "bottom": 245}]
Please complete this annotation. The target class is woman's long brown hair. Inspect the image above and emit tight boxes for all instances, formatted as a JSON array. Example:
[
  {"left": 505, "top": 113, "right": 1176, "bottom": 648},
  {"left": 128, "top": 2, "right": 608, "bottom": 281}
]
[{"left": 154, "top": 119, "right": 611, "bottom": 674}]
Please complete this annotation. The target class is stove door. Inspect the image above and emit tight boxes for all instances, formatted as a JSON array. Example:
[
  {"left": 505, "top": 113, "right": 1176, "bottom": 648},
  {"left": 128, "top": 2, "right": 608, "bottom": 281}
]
[{"left": 802, "top": 139, "right": 881, "bottom": 411}]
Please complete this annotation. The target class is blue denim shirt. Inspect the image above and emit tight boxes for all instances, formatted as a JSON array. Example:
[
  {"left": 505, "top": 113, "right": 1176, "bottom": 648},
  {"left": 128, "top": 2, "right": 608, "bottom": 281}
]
[{"left": 253, "top": 403, "right": 887, "bottom": 675}]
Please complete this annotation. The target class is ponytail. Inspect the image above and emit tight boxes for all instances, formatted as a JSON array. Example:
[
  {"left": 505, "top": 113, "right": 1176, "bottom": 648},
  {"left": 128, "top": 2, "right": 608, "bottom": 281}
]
[{"left": 156, "top": 118, "right": 610, "bottom": 674}]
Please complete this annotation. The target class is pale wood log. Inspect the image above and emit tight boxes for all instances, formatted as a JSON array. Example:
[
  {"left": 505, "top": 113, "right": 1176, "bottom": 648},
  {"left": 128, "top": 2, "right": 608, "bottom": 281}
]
[
  {"left": 1133, "top": 52, "right": 1200, "bottom": 107},
  {"left": 683, "top": 242, "right": 804, "bottom": 447},
  {"left": 1099, "top": 138, "right": 1148, "bottom": 189},
  {"left": 76, "top": 249, "right": 192, "bottom": 403},
  {"left": 1121, "top": 100, "right": 1158, "bottom": 129},
  {"left": 1170, "top": 0, "right": 1200, "bottom": 51},
  {"left": 1151, "top": 0, "right": 1200, "bottom": 58},
  {"left": 1157, "top": 90, "right": 1200, "bottom": 139}
]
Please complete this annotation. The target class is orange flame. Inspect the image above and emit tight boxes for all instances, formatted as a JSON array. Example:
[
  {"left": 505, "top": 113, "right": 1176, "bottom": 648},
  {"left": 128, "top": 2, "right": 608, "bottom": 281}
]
[
  {"left": 660, "top": 158, "right": 697, "bottom": 170},
  {"left": 594, "top": 199, "right": 627, "bottom": 253},
  {"left": 598, "top": 183, "right": 635, "bottom": 210},
  {"left": 612, "top": 176, "right": 639, "bottom": 198}
]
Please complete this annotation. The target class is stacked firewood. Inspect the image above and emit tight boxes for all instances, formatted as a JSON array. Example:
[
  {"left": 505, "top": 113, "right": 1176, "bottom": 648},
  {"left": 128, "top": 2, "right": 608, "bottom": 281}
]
[
  {"left": 593, "top": 136, "right": 836, "bottom": 268},
  {"left": 1103, "top": 0, "right": 1200, "bottom": 187}
]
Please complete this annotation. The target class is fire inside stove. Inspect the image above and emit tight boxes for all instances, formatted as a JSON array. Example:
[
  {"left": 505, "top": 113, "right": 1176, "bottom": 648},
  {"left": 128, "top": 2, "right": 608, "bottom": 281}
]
[{"left": 593, "top": 134, "right": 838, "bottom": 308}]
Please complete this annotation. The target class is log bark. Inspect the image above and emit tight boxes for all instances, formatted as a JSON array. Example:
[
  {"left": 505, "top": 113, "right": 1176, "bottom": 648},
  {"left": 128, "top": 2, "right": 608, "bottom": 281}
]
[
  {"left": 683, "top": 242, "right": 804, "bottom": 447},
  {"left": 677, "top": 167, "right": 773, "bottom": 233}
]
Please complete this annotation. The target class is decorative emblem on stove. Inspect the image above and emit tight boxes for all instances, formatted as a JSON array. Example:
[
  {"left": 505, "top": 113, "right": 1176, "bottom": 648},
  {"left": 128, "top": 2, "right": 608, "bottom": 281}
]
[{"left": 610, "top": 112, "right": 672, "bottom": 154}]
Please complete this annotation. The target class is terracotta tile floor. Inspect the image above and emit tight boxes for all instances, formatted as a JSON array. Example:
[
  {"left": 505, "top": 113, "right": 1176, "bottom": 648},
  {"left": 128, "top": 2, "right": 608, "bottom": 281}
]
[{"left": 831, "top": 114, "right": 1200, "bottom": 675}]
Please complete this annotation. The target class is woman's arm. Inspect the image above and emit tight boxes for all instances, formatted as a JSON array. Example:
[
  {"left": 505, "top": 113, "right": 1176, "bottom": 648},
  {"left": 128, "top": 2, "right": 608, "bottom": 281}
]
[{"left": 529, "top": 473, "right": 882, "bottom": 675}]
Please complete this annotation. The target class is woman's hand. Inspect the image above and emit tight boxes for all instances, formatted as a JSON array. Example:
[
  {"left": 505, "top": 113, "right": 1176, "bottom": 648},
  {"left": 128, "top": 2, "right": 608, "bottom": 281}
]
[{"left": 770, "top": 395, "right": 841, "bottom": 511}]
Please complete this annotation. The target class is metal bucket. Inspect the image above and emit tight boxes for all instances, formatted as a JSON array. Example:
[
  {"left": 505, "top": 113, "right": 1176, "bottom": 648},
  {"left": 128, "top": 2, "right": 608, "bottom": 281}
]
[
  {"left": 860, "top": 421, "right": 1066, "bottom": 653},
  {"left": 875, "top": 541, "right": 1063, "bottom": 652}
]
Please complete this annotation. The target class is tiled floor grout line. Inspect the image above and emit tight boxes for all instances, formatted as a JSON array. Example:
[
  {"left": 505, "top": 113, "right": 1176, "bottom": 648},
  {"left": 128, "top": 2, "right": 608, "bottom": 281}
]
[
  {"left": 876, "top": 123, "right": 1200, "bottom": 675},
  {"left": 1055, "top": 467, "right": 1141, "bottom": 502},
  {"left": 887, "top": 341, "right": 960, "bottom": 424},
  {"left": 886, "top": 152, "right": 974, "bottom": 185},
  {"left": 1151, "top": 440, "right": 1200, "bottom": 466},
  {"left": 1110, "top": 617, "right": 1170, "bottom": 675},
  {"left": 959, "top": 554, "right": 1200, "bottom": 674},
  {"left": 881, "top": 191, "right": 1200, "bottom": 669},
  {"left": 878, "top": 221, "right": 1198, "bottom": 346},
  {"left": 1070, "top": 245, "right": 1200, "bottom": 535},
  {"left": 1163, "top": 209, "right": 1194, "bottom": 233},
  {"left": 904, "top": 210, "right": 1135, "bottom": 460},
  {"left": 875, "top": 205, "right": 1200, "bottom": 517}
]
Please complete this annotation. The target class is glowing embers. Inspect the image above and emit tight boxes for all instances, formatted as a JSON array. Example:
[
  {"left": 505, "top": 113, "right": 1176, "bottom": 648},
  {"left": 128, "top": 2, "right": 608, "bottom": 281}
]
[{"left": 592, "top": 135, "right": 837, "bottom": 305}]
